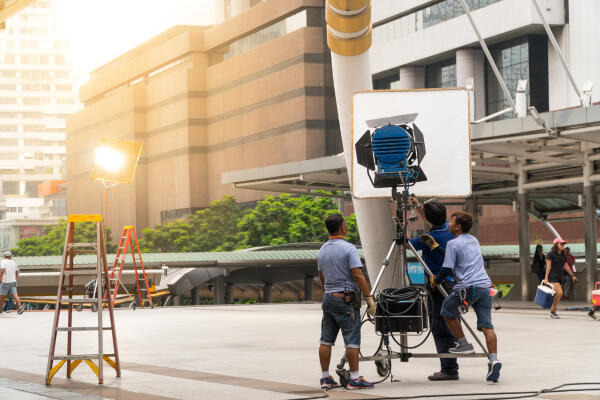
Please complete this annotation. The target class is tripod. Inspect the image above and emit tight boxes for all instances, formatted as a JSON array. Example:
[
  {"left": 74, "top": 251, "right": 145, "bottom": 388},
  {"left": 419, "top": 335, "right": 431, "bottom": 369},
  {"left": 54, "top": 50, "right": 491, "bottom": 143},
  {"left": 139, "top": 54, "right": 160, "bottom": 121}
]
[{"left": 336, "top": 185, "right": 488, "bottom": 386}]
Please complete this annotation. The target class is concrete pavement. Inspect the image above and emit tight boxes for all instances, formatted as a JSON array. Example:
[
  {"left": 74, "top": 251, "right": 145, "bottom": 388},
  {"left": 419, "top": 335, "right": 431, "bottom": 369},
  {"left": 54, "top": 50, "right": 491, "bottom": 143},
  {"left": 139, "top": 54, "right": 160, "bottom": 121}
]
[{"left": 0, "top": 303, "right": 598, "bottom": 399}]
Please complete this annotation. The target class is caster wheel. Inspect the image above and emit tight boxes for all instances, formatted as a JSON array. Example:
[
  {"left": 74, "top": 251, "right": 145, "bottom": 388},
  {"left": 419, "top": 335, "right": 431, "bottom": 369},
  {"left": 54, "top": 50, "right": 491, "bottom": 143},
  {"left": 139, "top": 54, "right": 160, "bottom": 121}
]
[
  {"left": 76, "top": 304, "right": 83, "bottom": 312},
  {"left": 375, "top": 359, "right": 390, "bottom": 377},
  {"left": 91, "top": 303, "right": 98, "bottom": 312}
]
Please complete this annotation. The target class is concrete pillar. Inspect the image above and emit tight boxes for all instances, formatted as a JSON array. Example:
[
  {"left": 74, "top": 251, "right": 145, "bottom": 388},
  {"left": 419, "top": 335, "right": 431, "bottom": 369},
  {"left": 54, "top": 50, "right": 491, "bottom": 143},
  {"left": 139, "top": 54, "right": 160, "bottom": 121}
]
[
  {"left": 213, "top": 275, "right": 225, "bottom": 305},
  {"left": 583, "top": 147, "right": 597, "bottom": 301},
  {"left": 456, "top": 49, "right": 486, "bottom": 120},
  {"left": 517, "top": 161, "right": 531, "bottom": 300},
  {"left": 191, "top": 287, "right": 200, "bottom": 306},
  {"left": 392, "top": 66, "right": 425, "bottom": 89},
  {"left": 172, "top": 295, "right": 181, "bottom": 306},
  {"left": 304, "top": 277, "right": 314, "bottom": 301},
  {"left": 465, "top": 199, "right": 479, "bottom": 237},
  {"left": 263, "top": 283, "right": 272, "bottom": 303},
  {"left": 225, "top": 283, "right": 234, "bottom": 304}
]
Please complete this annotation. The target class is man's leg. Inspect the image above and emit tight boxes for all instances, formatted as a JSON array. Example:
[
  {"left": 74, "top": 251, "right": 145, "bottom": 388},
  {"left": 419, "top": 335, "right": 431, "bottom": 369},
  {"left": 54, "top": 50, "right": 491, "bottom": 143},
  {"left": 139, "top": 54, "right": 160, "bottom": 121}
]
[
  {"left": 429, "top": 290, "right": 458, "bottom": 379},
  {"left": 319, "top": 344, "right": 332, "bottom": 372},
  {"left": 0, "top": 295, "right": 4, "bottom": 313},
  {"left": 345, "top": 348, "right": 359, "bottom": 372},
  {"left": 441, "top": 293, "right": 475, "bottom": 354},
  {"left": 481, "top": 328, "right": 497, "bottom": 354},
  {"left": 337, "top": 306, "right": 373, "bottom": 389}
]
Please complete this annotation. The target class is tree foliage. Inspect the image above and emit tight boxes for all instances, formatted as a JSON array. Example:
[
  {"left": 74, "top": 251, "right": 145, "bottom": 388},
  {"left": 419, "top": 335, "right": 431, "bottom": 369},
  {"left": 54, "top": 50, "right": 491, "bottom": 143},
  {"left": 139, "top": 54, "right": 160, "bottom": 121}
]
[
  {"left": 11, "top": 221, "right": 116, "bottom": 256},
  {"left": 12, "top": 195, "right": 361, "bottom": 255}
]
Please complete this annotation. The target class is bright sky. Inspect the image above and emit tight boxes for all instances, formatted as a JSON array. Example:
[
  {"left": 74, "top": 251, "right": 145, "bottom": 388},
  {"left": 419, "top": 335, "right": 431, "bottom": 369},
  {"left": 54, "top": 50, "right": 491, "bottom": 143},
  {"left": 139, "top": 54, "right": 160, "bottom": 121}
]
[{"left": 55, "top": 0, "right": 215, "bottom": 82}]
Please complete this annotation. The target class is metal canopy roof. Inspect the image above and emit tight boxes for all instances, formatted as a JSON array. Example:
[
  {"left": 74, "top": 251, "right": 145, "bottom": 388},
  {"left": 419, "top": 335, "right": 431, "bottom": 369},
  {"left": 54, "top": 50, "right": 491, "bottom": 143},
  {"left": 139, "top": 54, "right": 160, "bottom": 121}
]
[{"left": 222, "top": 105, "right": 600, "bottom": 218}]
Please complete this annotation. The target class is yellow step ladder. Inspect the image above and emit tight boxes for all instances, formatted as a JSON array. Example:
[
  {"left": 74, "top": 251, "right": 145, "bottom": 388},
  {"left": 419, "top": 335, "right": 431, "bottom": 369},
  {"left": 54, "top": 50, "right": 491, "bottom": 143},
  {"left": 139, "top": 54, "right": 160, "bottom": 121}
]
[{"left": 45, "top": 214, "right": 121, "bottom": 385}]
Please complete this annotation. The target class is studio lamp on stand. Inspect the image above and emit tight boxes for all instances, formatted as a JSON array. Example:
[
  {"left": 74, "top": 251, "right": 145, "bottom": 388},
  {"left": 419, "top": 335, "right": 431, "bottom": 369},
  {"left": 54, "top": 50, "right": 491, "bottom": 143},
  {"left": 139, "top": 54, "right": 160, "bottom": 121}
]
[{"left": 90, "top": 137, "right": 143, "bottom": 251}]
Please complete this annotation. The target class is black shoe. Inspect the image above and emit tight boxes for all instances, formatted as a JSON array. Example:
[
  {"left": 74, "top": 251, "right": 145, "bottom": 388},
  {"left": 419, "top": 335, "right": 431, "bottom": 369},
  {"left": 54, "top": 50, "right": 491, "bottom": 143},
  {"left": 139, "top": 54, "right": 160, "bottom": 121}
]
[
  {"left": 428, "top": 371, "right": 459, "bottom": 381},
  {"left": 17, "top": 305, "right": 24, "bottom": 315}
]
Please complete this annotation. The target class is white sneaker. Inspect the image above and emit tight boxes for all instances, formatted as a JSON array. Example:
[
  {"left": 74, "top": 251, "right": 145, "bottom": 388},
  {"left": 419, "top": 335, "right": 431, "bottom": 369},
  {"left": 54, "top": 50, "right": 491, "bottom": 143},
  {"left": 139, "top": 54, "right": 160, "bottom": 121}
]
[{"left": 550, "top": 311, "right": 559, "bottom": 319}]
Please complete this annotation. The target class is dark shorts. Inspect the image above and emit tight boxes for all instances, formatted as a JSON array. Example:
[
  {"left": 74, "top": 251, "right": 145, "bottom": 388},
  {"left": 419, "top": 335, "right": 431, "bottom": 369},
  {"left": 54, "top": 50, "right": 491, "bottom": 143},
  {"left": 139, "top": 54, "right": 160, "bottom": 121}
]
[
  {"left": 548, "top": 274, "right": 564, "bottom": 284},
  {"left": 440, "top": 287, "right": 494, "bottom": 331},
  {"left": 0, "top": 281, "right": 17, "bottom": 297},
  {"left": 320, "top": 293, "right": 361, "bottom": 349}
]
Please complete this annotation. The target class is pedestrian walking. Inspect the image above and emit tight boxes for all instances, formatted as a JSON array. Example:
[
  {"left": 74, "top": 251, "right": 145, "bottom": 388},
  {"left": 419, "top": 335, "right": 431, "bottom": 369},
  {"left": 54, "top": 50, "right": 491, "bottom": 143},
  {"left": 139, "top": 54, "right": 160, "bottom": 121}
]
[
  {"left": 544, "top": 238, "right": 577, "bottom": 318},
  {"left": 0, "top": 251, "right": 25, "bottom": 315},
  {"left": 531, "top": 244, "right": 546, "bottom": 283}
]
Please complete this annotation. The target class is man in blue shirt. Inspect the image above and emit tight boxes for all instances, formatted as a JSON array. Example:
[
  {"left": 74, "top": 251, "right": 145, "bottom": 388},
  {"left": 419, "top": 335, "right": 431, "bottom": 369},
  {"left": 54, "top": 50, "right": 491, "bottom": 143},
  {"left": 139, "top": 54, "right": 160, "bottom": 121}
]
[
  {"left": 434, "top": 211, "right": 502, "bottom": 383},
  {"left": 408, "top": 198, "right": 459, "bottom": 381},
  {"left": 317, "top": 213, "right": 376, "bottom": 390}
]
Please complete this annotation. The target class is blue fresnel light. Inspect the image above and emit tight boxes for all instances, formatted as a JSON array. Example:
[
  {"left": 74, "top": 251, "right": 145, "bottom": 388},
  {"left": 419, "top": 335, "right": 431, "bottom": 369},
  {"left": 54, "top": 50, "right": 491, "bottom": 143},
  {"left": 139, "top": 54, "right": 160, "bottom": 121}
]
[{"left": 355, "top": 113, "right": 427, "bottom": 188}]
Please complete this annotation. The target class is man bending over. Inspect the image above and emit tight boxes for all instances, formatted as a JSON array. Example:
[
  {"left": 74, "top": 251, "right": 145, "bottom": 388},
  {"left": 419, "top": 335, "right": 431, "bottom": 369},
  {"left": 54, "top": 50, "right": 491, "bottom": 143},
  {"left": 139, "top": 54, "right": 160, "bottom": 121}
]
[{"left": 433, "top": 211, "right": 502, "bottom": 382}]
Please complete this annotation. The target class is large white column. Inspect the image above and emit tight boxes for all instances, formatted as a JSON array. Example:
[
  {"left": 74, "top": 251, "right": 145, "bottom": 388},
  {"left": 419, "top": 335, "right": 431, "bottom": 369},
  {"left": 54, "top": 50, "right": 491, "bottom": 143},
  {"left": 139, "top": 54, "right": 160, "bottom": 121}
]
[
  {"left": 327, "top": 1, "right": 396, "bottom": 289},
  {"left": 456, "top": 49, "right": 486, "bottom": 120},
  {"left": 393, "top": 66, "right": 425, "bottom": 90}
]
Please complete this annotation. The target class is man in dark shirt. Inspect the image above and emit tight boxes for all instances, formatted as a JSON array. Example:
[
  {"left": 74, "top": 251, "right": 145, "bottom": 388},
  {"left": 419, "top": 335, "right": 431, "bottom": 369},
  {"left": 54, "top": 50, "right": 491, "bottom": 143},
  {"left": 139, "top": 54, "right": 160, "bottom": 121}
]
[{"left": 408, "top": 198, "right": 458, "bottom": 381}]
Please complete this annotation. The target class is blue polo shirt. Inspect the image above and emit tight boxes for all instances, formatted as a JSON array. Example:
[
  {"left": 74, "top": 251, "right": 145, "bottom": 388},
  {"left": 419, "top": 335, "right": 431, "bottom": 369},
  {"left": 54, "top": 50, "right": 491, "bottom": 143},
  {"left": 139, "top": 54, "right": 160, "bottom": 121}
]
[{"left": 409, "top": 222, "right": 455, "bottom": 276}]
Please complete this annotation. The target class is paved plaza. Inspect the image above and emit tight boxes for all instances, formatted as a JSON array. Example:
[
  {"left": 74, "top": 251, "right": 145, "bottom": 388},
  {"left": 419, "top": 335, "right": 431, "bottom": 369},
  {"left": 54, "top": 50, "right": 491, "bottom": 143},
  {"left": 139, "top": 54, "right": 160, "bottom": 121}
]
[{"left": 0, "top": 302, "right": 598, "bottom": 399}]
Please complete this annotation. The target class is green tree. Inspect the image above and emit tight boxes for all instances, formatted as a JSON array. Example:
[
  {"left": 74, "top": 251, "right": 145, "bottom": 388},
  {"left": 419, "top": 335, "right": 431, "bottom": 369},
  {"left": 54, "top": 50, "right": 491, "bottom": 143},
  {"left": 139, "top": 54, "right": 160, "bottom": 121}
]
[
  {"left": 188, "top": 195, "right": 245, "bottom": 251},
  {"left": 12, "top": 221, "right": 116, "bottom": 256},
  {"left": 345, "top": 213, "right": 361, "bottom": 245},
  {"left": 237, "top": 194, "right": 342, "bottom": 247},
  {"left": 140, "top": 196, "right": 245, "bottom": 252}
]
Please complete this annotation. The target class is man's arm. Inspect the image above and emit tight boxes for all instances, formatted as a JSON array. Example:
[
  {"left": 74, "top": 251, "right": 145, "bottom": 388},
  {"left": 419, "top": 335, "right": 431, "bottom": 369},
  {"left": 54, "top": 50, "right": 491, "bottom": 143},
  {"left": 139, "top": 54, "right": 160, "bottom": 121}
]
[
  {"left": 0, "top": 268, "right": 4, "bottom": 281},
  {"left": 351, "top": 267, "right": 371, "bottom": 297},
  {"left": 319, "top": 271, "right": 324, "bottom": 291}
]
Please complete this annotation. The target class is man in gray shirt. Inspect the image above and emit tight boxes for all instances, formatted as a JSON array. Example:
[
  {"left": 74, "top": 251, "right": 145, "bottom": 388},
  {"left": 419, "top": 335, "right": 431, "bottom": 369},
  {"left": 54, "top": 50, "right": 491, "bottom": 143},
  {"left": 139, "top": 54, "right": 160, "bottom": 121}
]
[
  {"left": 433, "top": 211, "right": 501, "bottom": 383},
  {"left": 317, "top": 213, "right": 376, "bottom": 390}
]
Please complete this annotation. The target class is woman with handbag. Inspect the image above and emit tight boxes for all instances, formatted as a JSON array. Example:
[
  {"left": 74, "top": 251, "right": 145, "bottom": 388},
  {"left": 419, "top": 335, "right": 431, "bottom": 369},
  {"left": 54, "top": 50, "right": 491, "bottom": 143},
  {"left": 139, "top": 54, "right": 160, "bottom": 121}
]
[{"left": 544, "top": 238, "right": 578, "bottom": 318}]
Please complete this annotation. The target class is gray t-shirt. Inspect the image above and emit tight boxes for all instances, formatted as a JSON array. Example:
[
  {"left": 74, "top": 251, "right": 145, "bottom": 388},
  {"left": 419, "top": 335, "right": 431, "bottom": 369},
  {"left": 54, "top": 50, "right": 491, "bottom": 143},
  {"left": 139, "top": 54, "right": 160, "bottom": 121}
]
[
  {"left": 442, "top": 234, "right": 491, "bottom": 290},
  {"left": 317, "top": 239, "right": 362, "bottom": 293}
]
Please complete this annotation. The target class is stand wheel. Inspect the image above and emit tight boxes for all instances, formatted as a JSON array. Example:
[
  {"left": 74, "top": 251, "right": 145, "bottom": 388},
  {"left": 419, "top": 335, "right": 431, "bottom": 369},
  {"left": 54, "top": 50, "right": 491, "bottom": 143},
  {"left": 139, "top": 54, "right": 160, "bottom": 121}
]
[
  {"left": 76, "top": 304, "right": 83, "bottom": 312},
  {"left": 91, "top": 303, "right": 98, "bottom": 312},
  {"left": 336, "top": 368, "right": 350, "bottom": 388},
  {"left": 129, "top": 302, "right": 137, "bottom": 310},
  {"left": 375, "top": 359, "right": 390, "bottom": 377}
]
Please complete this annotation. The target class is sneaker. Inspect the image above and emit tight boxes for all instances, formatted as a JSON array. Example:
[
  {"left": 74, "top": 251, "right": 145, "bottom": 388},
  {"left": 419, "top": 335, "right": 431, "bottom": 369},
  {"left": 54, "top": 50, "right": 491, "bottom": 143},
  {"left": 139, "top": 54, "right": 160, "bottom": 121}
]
[
  {"left": 346, "top": 376, "right": 374, "bottom": 390},
  {"left": 449, "top": 342, "right": 475, "bottom": 354},
  {"left": 428, "top": 371, "right": 459, "bottom": 381},
  {"left": 319, "top": 376, "right": 338, "bottom": 389},
  {"left": 550, "top": 311, "right": 560, "bottom": 319},
  {"left": 588, "top": 310, "right": 597, "bottom": 320},
  {"left": 486, "top": 361, "right": 502, "bottom": 382},
  {"left": 17, "top": 305, "right": 24, "bottom": 315}
]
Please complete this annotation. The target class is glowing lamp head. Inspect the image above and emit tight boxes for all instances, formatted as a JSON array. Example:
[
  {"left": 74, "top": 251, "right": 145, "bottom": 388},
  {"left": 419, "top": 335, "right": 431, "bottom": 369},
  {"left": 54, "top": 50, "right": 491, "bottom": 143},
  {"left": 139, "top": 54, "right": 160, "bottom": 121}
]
[
  {"left": 90, "top": 138, "right": 142, "bottom": 184},
  {"left": 93, "top": 146, "right": 125, "bottom": 173}
]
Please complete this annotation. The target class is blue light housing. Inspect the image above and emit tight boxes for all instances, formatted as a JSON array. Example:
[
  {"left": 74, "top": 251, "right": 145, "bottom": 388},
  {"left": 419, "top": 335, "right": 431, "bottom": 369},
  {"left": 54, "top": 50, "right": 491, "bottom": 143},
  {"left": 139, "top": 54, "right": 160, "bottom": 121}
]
[{"left": 371, "top": 125, "right": 412, "bottom": 176}]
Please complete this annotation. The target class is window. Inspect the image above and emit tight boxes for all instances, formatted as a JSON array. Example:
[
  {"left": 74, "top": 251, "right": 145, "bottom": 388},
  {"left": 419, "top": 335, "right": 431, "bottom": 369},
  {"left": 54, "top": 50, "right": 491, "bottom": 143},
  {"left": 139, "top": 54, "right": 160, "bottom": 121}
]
[
  {"left": 426, "top": 58, "right": 457, "bottom": 88},
  {"left": 373, "top": 0, "right": 503, "bottom": 44},
  {"left": 55, "top": 85, "right": 72, "bottom": 91},
  {"left": 373, "top": 73, "right": 400, "bottom": 90},
  {"left": 0, "top": 125, "right": 17, "bottom": 132},
  {"left": 54, "top": 55, "right": 66, "bottom": 64},
  {"left": 25, "top": 181, "right": 42, "bottom": 196},
  {"left": 23, "top": 125, "right": 45, "bottom": 132},
  {"left": 0, "top": 138, "right": 18, "bottom": 146},
  {"left": 0, "top": 98, "right": 17, "bottom": 104},
  {"left": 0, "top": 84, "right": 16, "bottom": 91},
  {"left": 56, "top": 98, "right": 74, "bottom": 104},
  {"left": 3, "top": 182, "right": 19, "bottom": 195},
  {"left": 0, "top": 153, "right": 17, "bottom": 160},
  {"left": 3, "top": 54, "right": 15, "bottom": 63},
  {"left": 486, "top": 36, "right": 548, "bottom": 118},
  {"left": 54, "top": 71, "right": 69, "bottom": 78},
  {"left": 223, "top": 9, "right": 317, "bottom": 59}
]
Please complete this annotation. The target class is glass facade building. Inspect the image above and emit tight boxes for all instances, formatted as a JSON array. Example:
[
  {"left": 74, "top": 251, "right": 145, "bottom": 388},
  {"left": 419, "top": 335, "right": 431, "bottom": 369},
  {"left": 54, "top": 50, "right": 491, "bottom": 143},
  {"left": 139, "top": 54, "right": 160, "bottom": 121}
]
[
  {"left": 426, "top": 58, "right": 457, "bottom": 88},
  {"left": 0, "top": 0, "right": 78, "bottom": 216},
  {"left": 486, "top": 36, "right": 548, "bottom": 118},
  {"left": 373, "top": 0, "right": 503, "bottom": 44},
  {"left": 224, "top": 8, "right": 323, "bottom": 59}
]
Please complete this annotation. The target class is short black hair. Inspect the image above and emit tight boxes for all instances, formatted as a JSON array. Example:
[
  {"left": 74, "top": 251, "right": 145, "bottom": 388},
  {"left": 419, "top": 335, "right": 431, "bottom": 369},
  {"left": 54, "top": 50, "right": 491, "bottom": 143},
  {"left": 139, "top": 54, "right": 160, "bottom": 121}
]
[
  {"left": 325, "top": 213, "right": 345, "bottom": 235},
  {"left": 450, "top": 211, "right": 473, "bottom": 233},
  {"left": 424, "top": 201, "right": 446, "bottom": 227}
]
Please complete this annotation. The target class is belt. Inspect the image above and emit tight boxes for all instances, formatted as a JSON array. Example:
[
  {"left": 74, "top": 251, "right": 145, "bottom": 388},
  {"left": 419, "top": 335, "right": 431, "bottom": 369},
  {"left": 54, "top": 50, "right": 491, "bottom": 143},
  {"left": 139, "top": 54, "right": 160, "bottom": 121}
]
[{"left": 328, "top": 292, "right": 345, "bottom": 298}]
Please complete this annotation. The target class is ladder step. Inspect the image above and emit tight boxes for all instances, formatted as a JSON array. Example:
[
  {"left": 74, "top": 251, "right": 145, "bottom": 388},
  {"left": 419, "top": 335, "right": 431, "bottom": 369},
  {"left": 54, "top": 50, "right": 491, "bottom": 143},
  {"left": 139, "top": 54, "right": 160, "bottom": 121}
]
[
  {"left": 70, "top": 250, "right": 98, "bottom": 255},
  {"left": 52, "top": 354, "right": 115, "bottom": 361},
  {"left": 56, "top": 327, "right": 113, "bottom": 331},
  {"left": 63, "top": 270, "right": 98, "bottom": 275},
  {"left": 67, "top": 243, "right": 97, "bottom": 248},
  {"left": 60, "top": 299, "right": 100, "bottom": 303}
]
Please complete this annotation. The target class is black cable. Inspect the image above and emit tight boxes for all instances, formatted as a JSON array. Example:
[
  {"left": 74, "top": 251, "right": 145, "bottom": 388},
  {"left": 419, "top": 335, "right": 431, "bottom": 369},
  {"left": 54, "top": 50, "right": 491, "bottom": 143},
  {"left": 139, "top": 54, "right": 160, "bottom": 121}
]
[{"left": 288, "top": 382, "right": 600, "bottom": 400}]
